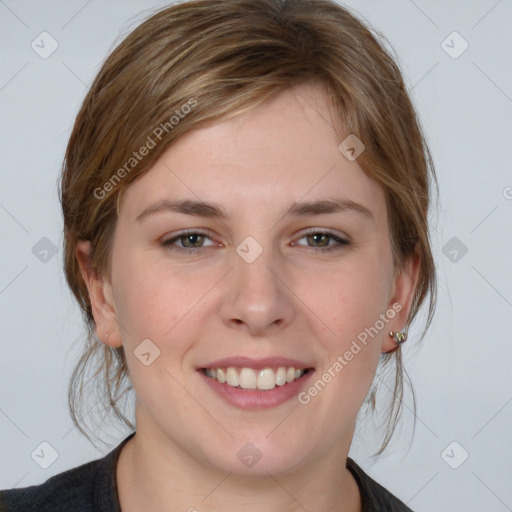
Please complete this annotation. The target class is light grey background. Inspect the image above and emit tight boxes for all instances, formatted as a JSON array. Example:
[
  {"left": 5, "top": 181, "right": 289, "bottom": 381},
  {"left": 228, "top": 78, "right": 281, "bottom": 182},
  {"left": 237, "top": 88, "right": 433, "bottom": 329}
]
[{"left": 1, "top": 1, "right": 511, "bottom": 511}]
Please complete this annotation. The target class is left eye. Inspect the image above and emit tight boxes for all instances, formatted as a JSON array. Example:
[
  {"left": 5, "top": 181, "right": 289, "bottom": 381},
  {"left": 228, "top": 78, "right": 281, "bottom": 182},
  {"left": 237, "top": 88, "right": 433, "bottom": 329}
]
[{"left": 293, "top": 231, "right": 349, "bottom": 250}]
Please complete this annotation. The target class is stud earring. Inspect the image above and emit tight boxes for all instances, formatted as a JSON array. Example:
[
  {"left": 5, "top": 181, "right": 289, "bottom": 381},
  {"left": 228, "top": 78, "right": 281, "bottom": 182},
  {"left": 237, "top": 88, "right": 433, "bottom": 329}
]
[{"left": 389, "top": 330, "right": 407, "bottom": 345}]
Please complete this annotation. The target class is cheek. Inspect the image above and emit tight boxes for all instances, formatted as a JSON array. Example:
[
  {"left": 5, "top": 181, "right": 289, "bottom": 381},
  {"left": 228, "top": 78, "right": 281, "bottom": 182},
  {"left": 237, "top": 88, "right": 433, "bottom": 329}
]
[
  {"left": 111, "top": 262, "right": 203, "bottom": 405},
  {"left": 313, "top": 252, "right": 393, "bottom": 343},
  {"left": 113, "top": 248, "right": 177, "bottom": 326},
  {"left": 304, "top": 249, "right": 393, "bottom": 399},
  {"left": 112, "top": 254, "right": 222, "bottom": 354}
]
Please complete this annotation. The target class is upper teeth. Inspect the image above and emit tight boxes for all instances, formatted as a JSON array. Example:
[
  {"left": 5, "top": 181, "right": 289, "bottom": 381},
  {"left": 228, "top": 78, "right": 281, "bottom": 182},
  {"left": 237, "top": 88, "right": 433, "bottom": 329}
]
[{"left": 203, "top": 366, "right": 307, "bottom": 390}]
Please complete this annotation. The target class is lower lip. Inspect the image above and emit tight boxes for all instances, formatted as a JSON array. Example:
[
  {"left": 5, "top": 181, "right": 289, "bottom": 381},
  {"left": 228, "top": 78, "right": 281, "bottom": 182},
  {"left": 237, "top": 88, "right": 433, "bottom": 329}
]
[{"left": 199, "top": 370, "right": 314, "bottom": 410}]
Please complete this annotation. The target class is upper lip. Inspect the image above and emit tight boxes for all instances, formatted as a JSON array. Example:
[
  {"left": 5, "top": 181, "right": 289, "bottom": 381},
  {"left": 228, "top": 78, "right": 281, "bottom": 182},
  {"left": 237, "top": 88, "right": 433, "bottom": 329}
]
[{"left": 198, "top": 357, "right": 314, "bottom": 370}]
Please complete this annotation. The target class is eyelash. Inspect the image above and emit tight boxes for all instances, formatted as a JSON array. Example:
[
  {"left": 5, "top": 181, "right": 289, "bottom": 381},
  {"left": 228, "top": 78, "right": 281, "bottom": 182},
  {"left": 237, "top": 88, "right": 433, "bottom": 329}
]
[
  {"left": 161, "top": 229, "right": 350, "bottom": 254},
  {"left": 161, "top": 230, "right": 217, "bottom": 254}
]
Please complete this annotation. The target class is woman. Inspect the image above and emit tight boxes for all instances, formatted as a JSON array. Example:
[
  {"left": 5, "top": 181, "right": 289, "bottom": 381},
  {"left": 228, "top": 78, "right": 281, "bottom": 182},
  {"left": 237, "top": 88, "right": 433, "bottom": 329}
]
[{"left": 0, "top": 0, "right": 436, "bottom": 510}]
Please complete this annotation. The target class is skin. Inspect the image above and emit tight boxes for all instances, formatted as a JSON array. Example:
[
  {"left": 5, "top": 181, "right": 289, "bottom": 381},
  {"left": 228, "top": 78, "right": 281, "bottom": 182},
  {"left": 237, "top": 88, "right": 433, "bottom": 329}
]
[{"left": 77, "top": 81, "right": 419, "bottom": 512}]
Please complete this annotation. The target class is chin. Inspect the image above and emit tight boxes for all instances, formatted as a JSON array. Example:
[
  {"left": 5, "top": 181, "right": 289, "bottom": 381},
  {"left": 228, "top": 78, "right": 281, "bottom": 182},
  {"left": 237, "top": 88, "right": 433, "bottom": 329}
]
[{"left": 202, "top": 434, "right": 312, "bottom": 478}]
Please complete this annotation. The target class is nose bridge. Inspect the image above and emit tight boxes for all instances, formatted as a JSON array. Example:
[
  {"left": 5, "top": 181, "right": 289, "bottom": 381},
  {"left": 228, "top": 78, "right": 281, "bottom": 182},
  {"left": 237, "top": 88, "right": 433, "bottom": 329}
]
[
  {"left": 220, "top": 238, "right": 295, "bottom": 335},
  {"left": 235, "top": 242, "right": 278, "bottom": 298}
]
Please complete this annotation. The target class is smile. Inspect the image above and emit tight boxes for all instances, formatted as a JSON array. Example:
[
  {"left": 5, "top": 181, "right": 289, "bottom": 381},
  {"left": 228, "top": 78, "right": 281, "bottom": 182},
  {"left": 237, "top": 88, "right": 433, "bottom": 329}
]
[{"left": 201, "top": 366, "right": 310, "bottom": 391}]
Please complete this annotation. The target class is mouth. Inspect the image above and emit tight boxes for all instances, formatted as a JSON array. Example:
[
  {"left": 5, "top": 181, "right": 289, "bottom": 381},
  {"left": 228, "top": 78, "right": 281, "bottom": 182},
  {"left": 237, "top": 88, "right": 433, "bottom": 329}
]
[
  {"left": 200, "top": 366, "right": 312, "bottom": 391},
  {"left": 197, "top": 357, "right": 315, "bottom": 409}
]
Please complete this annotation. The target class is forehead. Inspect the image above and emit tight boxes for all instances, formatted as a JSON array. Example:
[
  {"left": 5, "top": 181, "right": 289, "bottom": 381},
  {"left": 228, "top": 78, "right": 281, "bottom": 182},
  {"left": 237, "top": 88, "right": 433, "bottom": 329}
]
[{"left": 119, "top": 82, "right": 386, "bottom": 221}]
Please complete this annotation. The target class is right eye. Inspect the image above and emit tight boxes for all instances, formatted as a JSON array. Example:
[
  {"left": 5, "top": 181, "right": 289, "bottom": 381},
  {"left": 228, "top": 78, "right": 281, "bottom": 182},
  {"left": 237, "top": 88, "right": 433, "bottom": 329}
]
[{"left": 161, "top": 230, "right": 219, "bottom": 253}]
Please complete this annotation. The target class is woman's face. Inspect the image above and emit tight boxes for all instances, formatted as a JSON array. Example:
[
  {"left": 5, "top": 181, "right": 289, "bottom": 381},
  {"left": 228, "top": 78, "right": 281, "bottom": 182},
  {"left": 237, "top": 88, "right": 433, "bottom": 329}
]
[{"left": 81, "top": 82, "right": 417, "bottom": 476}]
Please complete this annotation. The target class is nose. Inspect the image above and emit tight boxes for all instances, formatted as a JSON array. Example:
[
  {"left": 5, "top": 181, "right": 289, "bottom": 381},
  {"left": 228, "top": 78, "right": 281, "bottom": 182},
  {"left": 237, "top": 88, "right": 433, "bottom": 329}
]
[{"left": 218, "top": 245, "right": 296, "bottom": 337}]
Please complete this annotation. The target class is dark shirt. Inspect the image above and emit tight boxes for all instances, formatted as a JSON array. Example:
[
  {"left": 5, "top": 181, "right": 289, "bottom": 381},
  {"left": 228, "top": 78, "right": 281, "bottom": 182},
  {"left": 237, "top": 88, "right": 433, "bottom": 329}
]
[{"left": 0, "top": 432, "right": 413, "bottom": 511}]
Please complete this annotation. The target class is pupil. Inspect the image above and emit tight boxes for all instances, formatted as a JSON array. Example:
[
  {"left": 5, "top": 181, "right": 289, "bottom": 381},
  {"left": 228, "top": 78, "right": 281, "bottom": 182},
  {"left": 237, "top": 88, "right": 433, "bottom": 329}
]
[
  {"left": 308, "top": 233, "right": 328, "bottom": 247},
  {"left": 184, "top": 234, "right": 203, "bottom": 247}
]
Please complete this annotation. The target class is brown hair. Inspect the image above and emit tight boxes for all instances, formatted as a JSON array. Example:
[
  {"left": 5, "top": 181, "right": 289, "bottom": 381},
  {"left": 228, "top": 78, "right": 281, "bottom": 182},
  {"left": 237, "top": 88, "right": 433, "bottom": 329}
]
[{"left": 60, "top": 0, "right": 436, "bottom": 452}]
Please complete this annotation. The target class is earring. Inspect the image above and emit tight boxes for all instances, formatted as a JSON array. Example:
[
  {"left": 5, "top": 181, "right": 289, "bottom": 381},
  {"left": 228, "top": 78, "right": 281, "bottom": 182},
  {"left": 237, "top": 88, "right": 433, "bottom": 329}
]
[
  {"left": 389, "top": 330, "right": 407, "bottom": 345},
  {"left": 105, "top": 333, "right": 110, "bottom": 342}
]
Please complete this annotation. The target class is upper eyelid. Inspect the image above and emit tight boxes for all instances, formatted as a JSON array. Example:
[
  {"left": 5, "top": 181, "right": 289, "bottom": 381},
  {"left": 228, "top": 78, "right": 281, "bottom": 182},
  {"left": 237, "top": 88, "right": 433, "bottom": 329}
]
[
  {"left": 162, "top": 228, "right": 215, "bottom": 239},
  {"left": 293, "top": 227, "right": 350, "bottom": 245},
  {"left": 293, "top": 231, "right": 350, "bottom": 247},
  {"left": 296, "top": 227, "right": 348, "bottom": 238},
  {"left": 162, "top": 229, "right": 217, "bottom": 245}
]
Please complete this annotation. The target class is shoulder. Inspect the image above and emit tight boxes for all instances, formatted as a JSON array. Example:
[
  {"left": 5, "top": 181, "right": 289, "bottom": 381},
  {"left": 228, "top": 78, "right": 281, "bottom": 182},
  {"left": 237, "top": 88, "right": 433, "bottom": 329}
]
[
  {"left": 0, "top": 433, "right": 134, "bottom": 512},
  {"left": 347, "top": 458, "right": 414, "bottom": 512},
  {"left": 0, "top": 458, "right": 101, "bottom": 512}
]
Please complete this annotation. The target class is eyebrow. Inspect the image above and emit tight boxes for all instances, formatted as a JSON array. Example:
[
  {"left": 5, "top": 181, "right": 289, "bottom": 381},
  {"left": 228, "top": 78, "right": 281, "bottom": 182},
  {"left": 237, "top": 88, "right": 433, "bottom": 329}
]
[
  {"left": 287, "top": 198, "right": 373, "bottom": 218},
  {"left": 135, "top": 197, "right": 373, "bottom": 222},
  {"left": 136, "top": 199, "right": 230, "bottom": 221}
]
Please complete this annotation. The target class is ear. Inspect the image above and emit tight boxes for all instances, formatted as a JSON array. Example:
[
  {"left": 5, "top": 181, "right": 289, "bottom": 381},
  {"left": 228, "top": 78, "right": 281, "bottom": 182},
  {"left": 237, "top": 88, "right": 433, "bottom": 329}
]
[
  {"left": 381, "top": 247, "right": 421, "bottom": 353},
  {"left": 75, "top": 240, "right": 122, "bottom": 348}
]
